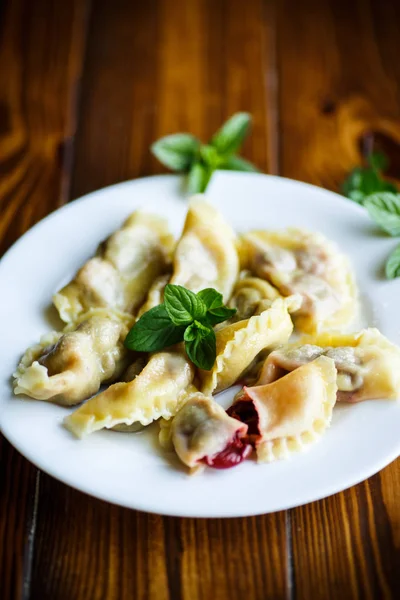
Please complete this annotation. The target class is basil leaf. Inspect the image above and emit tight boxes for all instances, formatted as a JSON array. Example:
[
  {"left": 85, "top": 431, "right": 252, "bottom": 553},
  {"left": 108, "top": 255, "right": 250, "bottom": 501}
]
[
  {"left": 364, "top": 193, "right": 400, "bottom": 236},
  {"left": 185, "top": 323, "right": 216, "bottom": 370},
  {"left": 210, "top": 112, "right": 251, "bottom": 156},
  {"left": 164, "top": 284, "right": 206, "bottom": 325},
  {"left": 151, "top": 134, "right": 199, "bottom": 172},
  {"left": 187, "top": 161, "right": 213, "bottom": 193},
  {"left": 206, "top": 306, "right": 237, "bottom": 326},
  {"left": 124, "top": 305, "right": 185, "bottom": 352},
  {"left": 386, "top": 244, "right": 400, "bottom": 279},
  {"left": 197, "top": 288, "right": 224, "bottom": 310},
  {"left": 220, "top": 154, "right": 259, "bottom": 172}
]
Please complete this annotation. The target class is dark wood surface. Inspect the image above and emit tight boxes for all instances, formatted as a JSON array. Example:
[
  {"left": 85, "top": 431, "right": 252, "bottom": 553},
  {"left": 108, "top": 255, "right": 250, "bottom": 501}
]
[{"left": 1, "top": 1, "right": 399, "bottom": 598}]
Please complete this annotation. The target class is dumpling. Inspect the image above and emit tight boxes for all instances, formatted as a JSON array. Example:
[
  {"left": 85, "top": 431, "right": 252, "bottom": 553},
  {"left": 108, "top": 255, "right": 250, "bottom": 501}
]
[
  {"left": 228, "top": 274, "right": 281, "bottom": 321},
  {"left": 228, "top": 356, "right": 337, "bottom": 462},
  {"left": 199, "top": 295, "right": 301, "bottom": 396},
  {"left": 53, "top": 211, "right": 174, "bottom": 323},
  {"left": 64, "top": 350, "right": 195, "bottom": 437},
  {"left": 13, "top": 310, "right": 132, "bottom": 406},
  {"left": 240, "top": 228, "right": 357, "bottom": 333},
  {"left": 169, "top": 197, "right": 239, "bottom": 300},
  {"left": 256, "top": 329, "right": 400, "bottom": 403},
  {"left": 136, "top": 273, "right": 170, "bottom": 318},
  {"left": 170, "top": 392, "right": 251, "bottom": 469}
]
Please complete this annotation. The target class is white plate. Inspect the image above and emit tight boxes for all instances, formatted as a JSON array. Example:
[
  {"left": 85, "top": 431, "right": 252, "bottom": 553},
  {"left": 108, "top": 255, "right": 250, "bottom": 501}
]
[{"left": 1, "top": 172, "right": 400, "bottom": 518}]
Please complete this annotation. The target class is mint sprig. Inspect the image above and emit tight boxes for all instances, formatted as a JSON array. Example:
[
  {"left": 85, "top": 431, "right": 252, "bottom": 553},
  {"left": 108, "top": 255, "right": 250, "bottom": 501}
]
[
  {"left": 151, "top": 113, "right": 258, "bottom": 194},
  {"left": 342, "top": 151, "right": 397, "bottom": 204},
  {"left": 125, "top": 285, "right": 236, "bottom": 370},
  {"left": 342, "top": 151, "right": 400, "bottom": 279}
]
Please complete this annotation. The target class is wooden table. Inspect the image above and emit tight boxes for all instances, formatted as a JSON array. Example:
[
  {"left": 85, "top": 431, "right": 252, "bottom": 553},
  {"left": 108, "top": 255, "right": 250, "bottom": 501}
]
[{"left": 1, "top": 1, "right": 400, "bottom": 598}]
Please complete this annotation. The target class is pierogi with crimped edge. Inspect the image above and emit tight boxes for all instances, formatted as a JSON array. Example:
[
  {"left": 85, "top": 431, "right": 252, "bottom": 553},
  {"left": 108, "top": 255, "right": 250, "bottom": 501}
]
[
  {"left": 63, "top": 350, "right": 195, "bottom": 438},
  {"left": 228, "top": 356, "right": 337, "bottom": 462},
  {"left": 198, "top": 295, "right": 301, "bottom": 396}
]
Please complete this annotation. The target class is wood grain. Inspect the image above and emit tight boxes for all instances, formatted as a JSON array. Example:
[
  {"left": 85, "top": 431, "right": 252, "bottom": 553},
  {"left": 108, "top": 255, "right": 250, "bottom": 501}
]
[
  {"left": 277, "top": 0, "right": 400, "bottom": 191},
  {"left": 2, "top": 0, "right": 400, "bottom": 598},
  {"left": 0, "top": 0, "right": 89, "bottom": 598},
  {"left": 71, "top": 0, "right": 274, "bottom": 199},
  {"left": 31, "top": 1, "right": 289, "bottom": 599},
  {"left": 277, "top": 1, "right": 400, "bottom": 597}
]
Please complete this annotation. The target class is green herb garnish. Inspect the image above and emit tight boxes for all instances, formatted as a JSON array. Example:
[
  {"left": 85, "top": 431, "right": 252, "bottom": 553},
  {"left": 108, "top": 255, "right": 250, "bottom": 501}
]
[
  {"left": 342, "top": 151, "right": 400, "bottom": 278},
  {"left": 151, "top": 113, "right": 258, "bottom": 194},
  {"left": 342, "top": 151, "right": 397, "bottom": 204},
  {"left": 125, "top": 285, "right": 236, "bottom": 370},
  {"left": 364, "top": 193, "right": 400, "bottom": 237},
  {"left": 385, "top": 244, "right": 400, "bottom": 279}
]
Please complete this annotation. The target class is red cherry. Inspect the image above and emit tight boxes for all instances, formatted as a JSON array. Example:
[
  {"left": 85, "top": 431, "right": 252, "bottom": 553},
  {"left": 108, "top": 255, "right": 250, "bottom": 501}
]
[{"left": 204, "top": 434, "right": 253, "bottom": 469}]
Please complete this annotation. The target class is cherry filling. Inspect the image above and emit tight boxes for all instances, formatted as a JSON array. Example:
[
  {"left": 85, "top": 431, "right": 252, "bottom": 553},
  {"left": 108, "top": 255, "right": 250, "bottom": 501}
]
[
  {"left": 227, "top": 399, "right": 260, "bottom": 444},
  {"left": 204, "top": 433, "right": 253, "bottom": 469}
]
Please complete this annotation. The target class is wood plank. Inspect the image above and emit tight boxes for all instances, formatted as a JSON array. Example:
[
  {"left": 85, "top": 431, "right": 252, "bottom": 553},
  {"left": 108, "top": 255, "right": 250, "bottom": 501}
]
[
  {"left": 71, "top": 0, "right": 274, "bottom": 199},
  {"left": 277, "top": 0, "right": 400, "bottom": 191},
  {"left": 0, "top": 0, "right": 90, "bottom": 597},
  {"left": 33, "top": 1, "right": 289, "bottom": 599},
  {"left": 277, "top": 0, "right": 400, "bottom": 597}
]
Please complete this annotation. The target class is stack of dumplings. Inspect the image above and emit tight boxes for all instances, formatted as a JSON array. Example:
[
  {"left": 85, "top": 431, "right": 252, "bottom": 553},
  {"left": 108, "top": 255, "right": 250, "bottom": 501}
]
[{"left": 13, "top": 196, "right": 400, "bottom": 473}]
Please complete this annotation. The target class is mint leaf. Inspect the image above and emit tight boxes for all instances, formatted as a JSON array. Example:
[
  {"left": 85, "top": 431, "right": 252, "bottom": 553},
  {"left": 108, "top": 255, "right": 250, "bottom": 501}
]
[
  {"left": 342, "top": 150, "right": 397, "bottom": 203},
  {"left": 125, "top": 305, "right": 185, "bottom": 351},
  {"left": 364, "top": 193, "right": 400, "bottom": 236},
  {"left": 197, "top": 288, "right": 224, "bottom": 310},
  {"left": 199, "top": 144, "right": 220, "bottom": 169},
  {"left": 206, "top": 305, "right": 237, "bottom": 326},
  {"left": 184, "top": 323, "right": 216, "bottom": 370},
  {"left": 197, "top": 288, "right": 236, "bottom": 325},
  {"left": 386, "top": 244, "right": 400, "bottom": 279},
  {"left": 210, "top": 113, "right": 251, "bottom": 156},
  {"left": 151, "top": 134, "right": 199, "bottom": 171},
  {"left": 183, "top": 322, "right": 198, "bottom": 342},
  {"left": 164, "top": 284, "right": 206, "bottom": 325},
  {"left": 220, "top": 154, "right": 258, "bottom": 172},
  {"left": 187, "top": 161, "right": 212, "bottom": 193}
]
